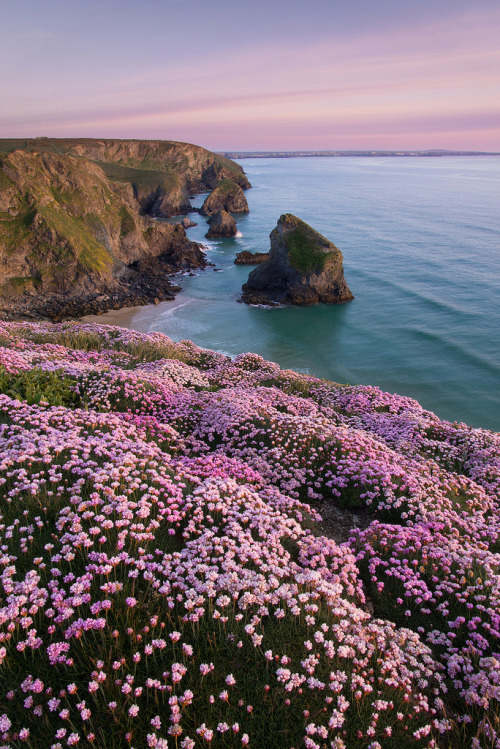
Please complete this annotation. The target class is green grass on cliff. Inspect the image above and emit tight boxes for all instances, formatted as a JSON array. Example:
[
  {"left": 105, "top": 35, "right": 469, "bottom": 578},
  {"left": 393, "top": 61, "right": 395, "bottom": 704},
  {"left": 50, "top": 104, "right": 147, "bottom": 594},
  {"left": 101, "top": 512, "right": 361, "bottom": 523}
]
[
  {"left": 214, "top": 153, "right": 247, "bottom": 177},
  {"left": 2, "top": 276, "right": 40, "bottom": 291},
  {"left": 38, "top": 204, "right": 113, "bottom": 275},
  {"left": 0, "top": 160, "right": 14, "bottom": 190},
  {"left": 119, "top": 204, "right": 136, "bottom": 237},
  {"left": 96, "top": 160, "right": 178, "bottom": 195},
  {"left": 0, "top": 200, "right": 36, "bottom": 252},
  {"left": 215, "top": 178, "right": 241, "bottom": 194},
  {"left": 282, "top": 216, "right": 339, "bottom": 274},
  {"left": 0, "top": 139, "right": 249, "bottom": 196},
  {"left": 0, "top": 139, "right": 29, "bottom": 154},
  {"left": 0, "top": 173, "right": 115, "bottom": 277}
]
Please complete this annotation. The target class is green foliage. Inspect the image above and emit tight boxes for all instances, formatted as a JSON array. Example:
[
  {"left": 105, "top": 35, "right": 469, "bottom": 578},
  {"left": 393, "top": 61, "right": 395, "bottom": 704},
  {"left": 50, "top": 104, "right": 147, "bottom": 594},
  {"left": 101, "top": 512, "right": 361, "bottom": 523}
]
[
  {"left": 0, "top": 161, "right": 14, "bottom": 190},
  {"left": 97, "top": 159, "right": 178, "bottom": 194},
  {"left": 2, "top": 276, "right": 40, "bottom": 293},
  {"left": 216, "top": 178, "right": 240, "bottom": 194},
  {"left": 120, "top": 339, "right": 189, "bottom": 363},
  {"left": 24, "top": 324, "right": 191, "bottom": 365},
  {"left": 285, "top": 223, "right": 330, "bottom": 274},
  {"left": 260, "top": 374, "right": 314, "bottom": 398},
  {"left": 0, "top": 366, "right": 81, "bottom": 407},
  {"left": 119, "top": 204, "right": 136, "bottom": 237},
  {"left": 39, "top": 203, "right": 112, "bottom": 275},
  {"left": 0, "top": 202, "right": 36, "bottom": 251},
  {"left": 214, "top": 153, "right": 248, "bottom": 179},
  {"left": 50, "top": 185, "right": 84, "bottom": 207},
  {"left": 27, "top": 328, "right": 105, "bottom": 351},
  {"left": 0, "top": 139, "right": 28, "bottom": 154}
]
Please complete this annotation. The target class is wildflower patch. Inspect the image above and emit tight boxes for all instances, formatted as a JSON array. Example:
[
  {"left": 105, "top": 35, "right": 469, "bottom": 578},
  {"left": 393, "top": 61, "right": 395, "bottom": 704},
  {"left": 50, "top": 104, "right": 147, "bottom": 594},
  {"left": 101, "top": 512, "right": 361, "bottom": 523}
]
[{"left": 0, "top": 320, "right": 498, "bottom": 748}]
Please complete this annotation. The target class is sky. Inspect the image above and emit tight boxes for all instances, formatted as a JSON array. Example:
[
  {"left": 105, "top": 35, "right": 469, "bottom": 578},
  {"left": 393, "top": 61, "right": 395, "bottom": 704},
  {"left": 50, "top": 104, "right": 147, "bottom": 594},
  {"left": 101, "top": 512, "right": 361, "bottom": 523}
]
[{"left": 1, "top": 0, "right": 499, "bottom": 151}]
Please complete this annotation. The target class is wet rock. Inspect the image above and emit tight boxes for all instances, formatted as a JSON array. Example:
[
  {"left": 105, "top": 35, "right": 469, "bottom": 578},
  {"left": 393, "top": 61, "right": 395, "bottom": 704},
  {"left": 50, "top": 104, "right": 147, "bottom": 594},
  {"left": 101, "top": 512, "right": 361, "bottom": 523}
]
[{"left": 234, "top": 250, "right": 269, "bottom": 265}]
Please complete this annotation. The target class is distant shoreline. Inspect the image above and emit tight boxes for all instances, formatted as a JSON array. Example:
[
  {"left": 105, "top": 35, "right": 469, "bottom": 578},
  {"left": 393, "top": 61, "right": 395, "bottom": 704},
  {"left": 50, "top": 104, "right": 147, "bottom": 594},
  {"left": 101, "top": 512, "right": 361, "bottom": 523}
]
[{"left": 220, "top": 149, "right": 500, "bottom": 159}]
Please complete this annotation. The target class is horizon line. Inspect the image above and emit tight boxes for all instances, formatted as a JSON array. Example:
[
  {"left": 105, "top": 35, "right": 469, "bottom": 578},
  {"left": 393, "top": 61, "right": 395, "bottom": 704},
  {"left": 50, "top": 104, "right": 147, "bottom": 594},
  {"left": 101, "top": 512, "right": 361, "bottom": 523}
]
[{"left": 1, "top": 137, "right": 499, "bottom": 156}]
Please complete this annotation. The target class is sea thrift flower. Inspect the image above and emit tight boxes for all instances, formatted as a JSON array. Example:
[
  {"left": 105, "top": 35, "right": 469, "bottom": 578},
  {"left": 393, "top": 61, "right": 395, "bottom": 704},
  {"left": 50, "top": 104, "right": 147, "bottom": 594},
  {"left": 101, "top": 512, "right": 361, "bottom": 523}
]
[{"left": 0, "top": 320, "right": 498, "bottom": 748}]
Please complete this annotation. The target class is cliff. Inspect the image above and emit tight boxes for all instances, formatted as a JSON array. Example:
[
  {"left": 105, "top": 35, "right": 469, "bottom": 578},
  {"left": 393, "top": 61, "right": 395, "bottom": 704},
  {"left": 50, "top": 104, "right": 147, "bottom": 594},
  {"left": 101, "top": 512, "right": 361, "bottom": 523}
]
[
  {"left": 0, "top": 138, "right": 251, "bottom": 217},
  {"left": 241, "top": 213, "right": 354, "bottom": 305},
  {"left": 0, "top": 149, "right": 206, "bottom": 320}
]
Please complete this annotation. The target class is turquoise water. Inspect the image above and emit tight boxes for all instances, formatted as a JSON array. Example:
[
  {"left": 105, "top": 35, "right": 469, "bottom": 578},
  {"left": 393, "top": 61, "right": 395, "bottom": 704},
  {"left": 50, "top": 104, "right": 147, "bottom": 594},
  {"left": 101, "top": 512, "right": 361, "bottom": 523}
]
[{"left": 118, "top": 157, "right": 500, "bottom": 431}]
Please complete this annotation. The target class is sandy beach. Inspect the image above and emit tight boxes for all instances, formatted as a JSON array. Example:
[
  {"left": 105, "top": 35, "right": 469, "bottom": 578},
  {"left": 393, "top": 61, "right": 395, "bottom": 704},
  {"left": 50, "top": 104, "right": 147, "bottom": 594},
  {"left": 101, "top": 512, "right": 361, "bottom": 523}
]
[{"left": 79, "top": 294, "right": 194, "bottom": 331}]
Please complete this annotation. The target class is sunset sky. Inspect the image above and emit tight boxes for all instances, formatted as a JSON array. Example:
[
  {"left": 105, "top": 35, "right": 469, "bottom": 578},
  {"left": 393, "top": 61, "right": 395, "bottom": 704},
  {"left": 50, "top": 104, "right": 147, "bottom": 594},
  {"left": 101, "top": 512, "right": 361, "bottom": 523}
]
[{"left": 1, "top": 0, "right": 499, "bottom": 151}]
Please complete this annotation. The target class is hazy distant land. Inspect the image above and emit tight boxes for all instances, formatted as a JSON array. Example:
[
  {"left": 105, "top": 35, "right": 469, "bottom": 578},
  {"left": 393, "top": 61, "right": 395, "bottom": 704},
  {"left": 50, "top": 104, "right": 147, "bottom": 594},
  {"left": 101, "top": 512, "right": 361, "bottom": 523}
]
[{"left": 221, "top": 149, "right": 500, "bottom": 159}]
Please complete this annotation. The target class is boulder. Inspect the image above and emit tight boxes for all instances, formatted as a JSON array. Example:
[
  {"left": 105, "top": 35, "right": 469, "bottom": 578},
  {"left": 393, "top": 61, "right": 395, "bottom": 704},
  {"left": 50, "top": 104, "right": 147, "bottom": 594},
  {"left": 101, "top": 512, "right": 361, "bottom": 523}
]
[
  {"left": 234, "top": 250, "right": 269, "bottom": 265},
  {"left": 205, "top": 210, "right": 237, "bottom": 238},
  {"left": 201, "top": 179, "right": 249, "bottom": 215},
  {"left": 241, "top": 214, "right": 354, "bottom": 306},
  {"left": 182, "top": 216, "right": 197, "bottom": 228}
]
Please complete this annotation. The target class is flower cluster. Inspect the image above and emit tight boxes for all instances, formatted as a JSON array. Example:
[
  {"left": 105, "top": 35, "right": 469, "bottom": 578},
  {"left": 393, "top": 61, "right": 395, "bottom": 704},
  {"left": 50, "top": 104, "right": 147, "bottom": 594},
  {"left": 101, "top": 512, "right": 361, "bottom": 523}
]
[{"left": 0, "top": 320, "right": 498, "bottom": 748}]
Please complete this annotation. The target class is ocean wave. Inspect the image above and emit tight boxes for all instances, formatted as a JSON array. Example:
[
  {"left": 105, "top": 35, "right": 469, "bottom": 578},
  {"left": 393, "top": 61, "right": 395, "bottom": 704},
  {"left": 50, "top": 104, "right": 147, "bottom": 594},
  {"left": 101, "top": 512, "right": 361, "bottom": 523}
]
[{"left": 404, "top": 326, "right": 500, "bottom": 377}]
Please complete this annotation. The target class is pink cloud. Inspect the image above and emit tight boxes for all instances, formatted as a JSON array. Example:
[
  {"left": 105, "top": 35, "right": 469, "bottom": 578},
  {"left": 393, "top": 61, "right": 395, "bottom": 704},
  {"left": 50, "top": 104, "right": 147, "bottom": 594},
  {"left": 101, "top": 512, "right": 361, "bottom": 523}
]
[{"left": 1, "top": 7, "right": 499, "bottom": 149}]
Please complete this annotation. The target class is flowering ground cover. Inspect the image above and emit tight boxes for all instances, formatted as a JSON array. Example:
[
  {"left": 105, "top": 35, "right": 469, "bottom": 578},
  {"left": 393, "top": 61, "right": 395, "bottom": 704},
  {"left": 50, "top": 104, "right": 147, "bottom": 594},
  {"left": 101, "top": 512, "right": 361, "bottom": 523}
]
[{"left": 0, "top": 320, "right": 498, "bottom": 749}]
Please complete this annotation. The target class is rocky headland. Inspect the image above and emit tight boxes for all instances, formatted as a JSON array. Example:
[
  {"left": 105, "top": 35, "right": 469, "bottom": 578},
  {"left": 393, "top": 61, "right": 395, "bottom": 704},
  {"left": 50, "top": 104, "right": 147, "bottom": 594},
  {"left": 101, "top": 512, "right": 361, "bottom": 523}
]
[
  {"left": 201, "top": 178, "right": 249, "bottom": 215},
  {"left": 234, "top": 250, "right": 269, "bottom": 265},
  {"left": 241, "top": 213, "right": 354, "bottom": 305},
  {"left": 205, "top": 209, "right": 237, "bottom": 239},
  {"left": 1, "top": 137, "right": 250, "bottom": 216},
  {"left": 0, "top": 138, "right": 250, "bottom": 320}
]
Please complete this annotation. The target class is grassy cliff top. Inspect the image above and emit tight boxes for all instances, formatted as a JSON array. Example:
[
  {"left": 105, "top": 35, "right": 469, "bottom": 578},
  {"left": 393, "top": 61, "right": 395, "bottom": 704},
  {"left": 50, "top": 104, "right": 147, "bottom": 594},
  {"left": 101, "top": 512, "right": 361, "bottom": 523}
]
[
  {"left": 0, "top": 319, "right": 498, "bottom": 748},
  {"left": 0, "top": 137, "right": 250, "bottom": 190}
]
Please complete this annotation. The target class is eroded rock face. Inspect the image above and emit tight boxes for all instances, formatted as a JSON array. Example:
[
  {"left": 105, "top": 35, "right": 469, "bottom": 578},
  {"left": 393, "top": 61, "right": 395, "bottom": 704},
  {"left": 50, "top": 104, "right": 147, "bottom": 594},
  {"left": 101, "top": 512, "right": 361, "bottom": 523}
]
[
  {"left": 0, "top": 150, "right": 206, "bottom": 321},
  {"left": 241, "top": 214, "right": 354, "bottom": 306},
  {"left": 234, "top": 250, "right": 269, "bottom": 265},
  {"left": 68, "top": 138, "right": 251, "bottom": 216},
  {"left": 201, "top": 179, "right": 249, "bottom": 215},
  {"left": 205, "top": 210, "right": 237, "bottom": 238},
  {"left": 0, "top": 137, "right": 251, "bottom": 217}
]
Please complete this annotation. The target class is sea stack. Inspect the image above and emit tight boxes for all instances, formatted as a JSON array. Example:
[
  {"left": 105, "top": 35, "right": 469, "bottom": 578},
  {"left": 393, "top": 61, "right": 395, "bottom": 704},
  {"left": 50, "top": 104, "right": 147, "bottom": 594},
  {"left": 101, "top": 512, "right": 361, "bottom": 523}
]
[
  {"left": 241, "top": 213, "right": 354, "bottom": 306},
  {"left": 201, "top": 179, "right": 249, "bottom": 215},
  {"left": 205, "top": 209, "right": 237, "bottom": 238}
]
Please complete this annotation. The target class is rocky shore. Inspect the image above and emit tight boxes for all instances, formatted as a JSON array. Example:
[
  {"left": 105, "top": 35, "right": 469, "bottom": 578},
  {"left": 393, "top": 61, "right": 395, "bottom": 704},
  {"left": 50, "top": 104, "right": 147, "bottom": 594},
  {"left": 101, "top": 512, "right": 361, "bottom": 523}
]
[
  {"left": 0, "top": 139, "right": 249, "bottom": 321},
  {"left": 234, "top": 250, "right": 269, "bottom": 265}
]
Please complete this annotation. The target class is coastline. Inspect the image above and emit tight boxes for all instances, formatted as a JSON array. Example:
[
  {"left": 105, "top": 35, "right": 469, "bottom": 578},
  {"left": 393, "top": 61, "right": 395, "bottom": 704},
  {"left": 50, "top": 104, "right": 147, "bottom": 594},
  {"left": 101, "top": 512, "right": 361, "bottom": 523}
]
[{"left": 79, "top": 293, "right": 194, "bottom": 330}]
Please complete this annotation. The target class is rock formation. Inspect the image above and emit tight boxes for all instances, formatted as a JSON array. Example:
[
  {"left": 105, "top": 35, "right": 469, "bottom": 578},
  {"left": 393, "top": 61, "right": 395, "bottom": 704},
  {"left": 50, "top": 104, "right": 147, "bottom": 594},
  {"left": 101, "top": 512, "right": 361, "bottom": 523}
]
[
  {"left": 0, "top": 137, "right": 251, "bottom": 218},
  {"left": 234, "top": 250, "right": 269, "bottom": 265},
  {"left": 205, "top": 210, "right": 237, "bottom": 238},
  {"left": 241, "top": 214, "right": 354, "bottom": 306},
  {"left": 201, "top": 179, "right": 249, "bottom": 215},
  {"left": 0, "top": 149, "right": 206, "bottom": 321}
]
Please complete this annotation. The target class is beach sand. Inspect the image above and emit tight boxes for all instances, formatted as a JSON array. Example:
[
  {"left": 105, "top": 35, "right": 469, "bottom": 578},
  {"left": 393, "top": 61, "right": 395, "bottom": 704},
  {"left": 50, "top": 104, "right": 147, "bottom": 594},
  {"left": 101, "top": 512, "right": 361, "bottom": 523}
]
[{"left": 79, "top": 294, "right": 195, "bottom": 332}]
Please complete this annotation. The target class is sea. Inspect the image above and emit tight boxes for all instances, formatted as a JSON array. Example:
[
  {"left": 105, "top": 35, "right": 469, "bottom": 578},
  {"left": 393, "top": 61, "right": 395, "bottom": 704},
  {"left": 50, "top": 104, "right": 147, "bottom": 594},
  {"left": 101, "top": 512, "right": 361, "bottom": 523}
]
[{"left": 96, "top": 157, "right": 500, "bottom": 432}]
